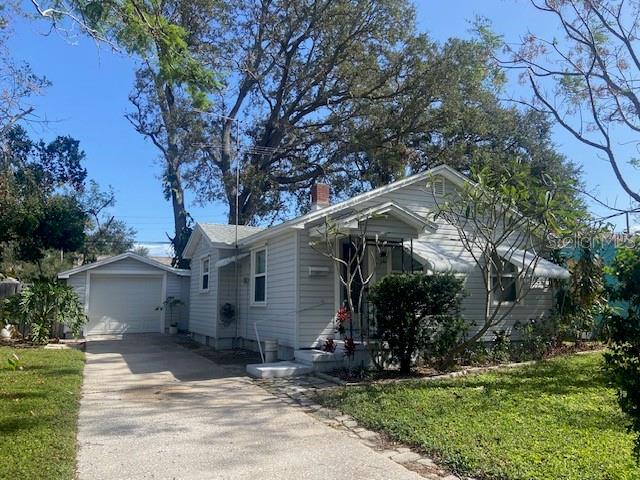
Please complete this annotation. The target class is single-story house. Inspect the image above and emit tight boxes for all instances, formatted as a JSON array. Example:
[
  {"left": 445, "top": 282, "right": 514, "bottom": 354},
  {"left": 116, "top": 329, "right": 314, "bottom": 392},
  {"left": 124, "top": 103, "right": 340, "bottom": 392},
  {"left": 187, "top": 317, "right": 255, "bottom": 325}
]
[
  {"left": 58, "top": 253, "right": 190, "bottom": 335},
  {"left": 181, "top": 164, "right": 568, "bottom": 361},
  {"left": 59, "top": 164, "right": 569, "bottom": 368}
]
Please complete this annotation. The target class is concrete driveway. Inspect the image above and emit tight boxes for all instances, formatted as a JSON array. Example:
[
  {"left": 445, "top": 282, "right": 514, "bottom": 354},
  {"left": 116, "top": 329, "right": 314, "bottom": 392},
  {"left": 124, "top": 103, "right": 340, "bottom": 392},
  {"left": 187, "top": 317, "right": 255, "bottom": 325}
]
[{"left": 77, "top": 335, "right": 422, "bottom": 480}]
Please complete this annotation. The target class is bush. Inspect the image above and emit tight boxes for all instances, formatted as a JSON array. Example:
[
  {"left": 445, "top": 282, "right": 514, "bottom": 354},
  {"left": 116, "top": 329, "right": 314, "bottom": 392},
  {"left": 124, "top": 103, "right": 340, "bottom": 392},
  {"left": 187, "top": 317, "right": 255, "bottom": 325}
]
[
  {"left": 421, "top": 315, "right": 468, "bottom": 370},
  {"left": 369, "top": 272, "right": 465, "bottom": 374},
  {"left": 605, "top": 238, "right": 640, "bottom": 461},
  {"left": 511, "top": 316, "right": 561, "bottom": 361},
  {"left": 604, "top": 314, "right": 640, "bottom": 461},
  {"left": 0, "top": 279, "right": 87, "bottom": 343}
]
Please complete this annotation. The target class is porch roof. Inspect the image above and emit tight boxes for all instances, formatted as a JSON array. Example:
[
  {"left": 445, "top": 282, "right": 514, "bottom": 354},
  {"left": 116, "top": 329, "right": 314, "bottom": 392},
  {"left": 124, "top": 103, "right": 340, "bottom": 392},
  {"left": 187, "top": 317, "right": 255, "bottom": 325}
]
[{"left": 404, "top": 240, "right": 474, "bottom": 273}]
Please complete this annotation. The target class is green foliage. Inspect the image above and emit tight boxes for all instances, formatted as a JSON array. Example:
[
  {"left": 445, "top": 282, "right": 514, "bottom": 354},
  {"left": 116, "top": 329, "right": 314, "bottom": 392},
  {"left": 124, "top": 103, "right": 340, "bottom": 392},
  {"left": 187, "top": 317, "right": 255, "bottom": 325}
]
[
  {"left": 320, "top": 353, "right": 640, "bottom": 479},
  {"left": 604, "top": 314, "right": 640, "bottom": 461},
  {"left": 512, "top": 317, "right": 561, "bottom": 361},
  {"left": 0, "top": 125, "right": 88, "bottom": 266},
  {"left": 608, "top": 237, "right": 640, "bottom": 309},
  {"left": 31, "top": 1, "right": 219, "bottom": 107},
  {"left": 604, "top": 238, "right": 640, "bottom": 461},
  {"left": 0, "top": 346, "right": 84, "bottom": 480},
  {"left": 1, "top": 279, "right": 87, "bottom": 343},
  {"left": 369, "top": 273, "right": 465, "bottom": 373},
  {"left": 555, "top": 246, "right": 607, "bottom": 340},
  {"left": 6, "top": 352, "right": 22, "bottom": 371}
]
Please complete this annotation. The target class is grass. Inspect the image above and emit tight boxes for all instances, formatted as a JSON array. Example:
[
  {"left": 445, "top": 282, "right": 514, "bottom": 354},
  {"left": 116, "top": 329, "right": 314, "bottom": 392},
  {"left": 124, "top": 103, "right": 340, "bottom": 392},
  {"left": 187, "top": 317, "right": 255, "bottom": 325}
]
[
  {"left": 0, "top": 346, "right": 85, "bottom": 480},
  {"left": 319, "top": 353, "right": 640, "bottom": 480}
]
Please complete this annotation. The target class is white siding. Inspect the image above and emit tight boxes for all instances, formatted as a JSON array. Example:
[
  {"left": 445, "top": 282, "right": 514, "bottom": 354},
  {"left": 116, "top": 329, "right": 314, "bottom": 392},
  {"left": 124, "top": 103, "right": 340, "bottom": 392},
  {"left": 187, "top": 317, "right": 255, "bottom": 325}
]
[
  {"left": 166, "top": 274, "right": 190, "bottom": 331},
  {"left": 241, "top": 233, "right": 297, "bottom": 348},
  {"left": 66, "top": 272, "right": 87, "bottom": 306},
  {"left": 297, "top": 229, "right": 336, "bottom": 348},
  {"left": 187, "top": 237, "right": 218, "bottom": 338}
]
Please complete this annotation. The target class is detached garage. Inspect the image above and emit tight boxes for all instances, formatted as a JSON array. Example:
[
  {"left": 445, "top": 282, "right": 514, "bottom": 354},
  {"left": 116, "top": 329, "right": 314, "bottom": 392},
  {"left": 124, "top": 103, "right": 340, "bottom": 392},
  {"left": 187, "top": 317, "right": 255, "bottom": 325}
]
[{"left": 58, "top": 253, "right": 190, "bottom": 336}]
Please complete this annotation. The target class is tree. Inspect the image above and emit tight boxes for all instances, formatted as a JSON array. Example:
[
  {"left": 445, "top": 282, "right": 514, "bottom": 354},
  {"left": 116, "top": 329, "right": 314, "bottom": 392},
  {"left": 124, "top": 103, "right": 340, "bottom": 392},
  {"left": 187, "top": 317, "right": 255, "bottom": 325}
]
[
  {"left": 369, "top": 273, "right": 465, "bottom": 374},
  {"left": 555, "top": 245, "right": 607, "bottom": 340},
  {"left": 0, "top": 4, "right": 50, "bottom": 135},
  {"left": 504, "top": 0, "right": 640, "bottom": 214},
  {"left": 132, "top": 245, "right": 150, "bottom": 257},
  {"left": 308, "top": 215, "right": 382, "bottom": 341},
  {"left": 79, "top": 181, "right": 136, "bottom": 263},
  {"left": 434, "top": 162, "right": 568, "bottom": 357},
  {"left": 0, "top": 125, "right": 88, "bottom": 269}
]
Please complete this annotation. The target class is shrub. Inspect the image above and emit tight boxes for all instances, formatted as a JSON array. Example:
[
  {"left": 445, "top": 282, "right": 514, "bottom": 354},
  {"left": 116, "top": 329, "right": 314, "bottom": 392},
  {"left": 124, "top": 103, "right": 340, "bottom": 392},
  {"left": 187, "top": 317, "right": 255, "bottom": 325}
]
[
  {"left": 421, "top": 315, "right": 468, "bottom": 370},
  {"left": 369, "top": 272, "right": 465, "bottom": 374},
  {"left": 604, "top": 313, "right": 640, "bottom": 461},
  {"left": 0, "top": 279, "right": 87, "bottom": 343},
  {"left": 490, "top": 329, "right": 511, "bottom": 363},
  {"left": 605, "top": 238, "right": 640, "bottom": 461},
  {"left": 512, "top": 316, "right": 561, "bottom": 361}
]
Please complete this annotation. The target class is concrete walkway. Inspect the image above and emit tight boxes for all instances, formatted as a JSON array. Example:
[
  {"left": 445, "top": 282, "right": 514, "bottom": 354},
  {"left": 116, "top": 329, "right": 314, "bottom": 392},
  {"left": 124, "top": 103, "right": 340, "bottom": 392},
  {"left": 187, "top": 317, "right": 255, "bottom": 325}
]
[{"left": 77, "top": 335, "right": 422, "bottom": 480}]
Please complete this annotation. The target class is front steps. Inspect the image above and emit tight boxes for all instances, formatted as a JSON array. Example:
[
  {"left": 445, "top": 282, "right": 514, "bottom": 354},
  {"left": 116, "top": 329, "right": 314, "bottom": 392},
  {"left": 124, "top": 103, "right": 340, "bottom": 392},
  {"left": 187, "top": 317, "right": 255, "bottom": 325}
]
[
  {"left": 246, "top": 361, "right": 312, "bottom": 378},
  {"left": 246, "top": 343, "right": 370, "bottom": 378}
]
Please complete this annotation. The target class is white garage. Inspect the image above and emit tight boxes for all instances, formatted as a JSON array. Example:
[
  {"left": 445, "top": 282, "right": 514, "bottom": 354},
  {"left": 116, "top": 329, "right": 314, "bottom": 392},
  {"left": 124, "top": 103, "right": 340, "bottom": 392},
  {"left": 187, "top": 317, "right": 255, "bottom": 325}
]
[{"left": 58, "top": 253, "right": 190, "bottom": 336}]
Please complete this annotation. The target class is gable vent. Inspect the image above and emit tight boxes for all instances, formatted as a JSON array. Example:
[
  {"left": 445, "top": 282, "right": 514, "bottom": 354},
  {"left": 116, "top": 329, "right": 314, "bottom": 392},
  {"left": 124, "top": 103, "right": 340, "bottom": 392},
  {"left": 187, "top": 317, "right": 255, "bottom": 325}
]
[{"left": 431, "top": 177, "right": 445, "bottom": 196}]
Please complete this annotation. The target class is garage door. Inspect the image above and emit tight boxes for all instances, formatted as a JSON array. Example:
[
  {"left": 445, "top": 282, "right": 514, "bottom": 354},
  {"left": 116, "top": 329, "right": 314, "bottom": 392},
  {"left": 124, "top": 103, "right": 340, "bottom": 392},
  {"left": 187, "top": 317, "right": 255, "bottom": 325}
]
[{"left": 87, "top": 275, "right": 163, "bottom": 335}]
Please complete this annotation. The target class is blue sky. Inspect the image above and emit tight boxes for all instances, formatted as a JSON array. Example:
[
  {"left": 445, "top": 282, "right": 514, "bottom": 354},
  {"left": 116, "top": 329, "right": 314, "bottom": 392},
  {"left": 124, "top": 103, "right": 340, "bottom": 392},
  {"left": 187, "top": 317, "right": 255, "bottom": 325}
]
[{"left": 9, "top": 0, "right": 639, "bottom": 254}]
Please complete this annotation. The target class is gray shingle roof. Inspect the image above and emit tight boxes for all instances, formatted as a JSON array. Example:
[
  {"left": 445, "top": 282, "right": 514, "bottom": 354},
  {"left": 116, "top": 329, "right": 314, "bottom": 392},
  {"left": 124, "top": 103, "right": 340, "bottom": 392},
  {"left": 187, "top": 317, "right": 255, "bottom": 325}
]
[{"left": 200, "top": 223, "right": 264, "bottom": 245}]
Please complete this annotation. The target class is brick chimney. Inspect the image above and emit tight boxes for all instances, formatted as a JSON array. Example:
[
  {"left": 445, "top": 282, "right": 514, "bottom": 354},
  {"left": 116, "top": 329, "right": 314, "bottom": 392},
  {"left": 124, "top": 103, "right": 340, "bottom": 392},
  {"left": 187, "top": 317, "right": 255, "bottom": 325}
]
[{"left": 311, "top": 183, "right": 330, "bottom": 211}]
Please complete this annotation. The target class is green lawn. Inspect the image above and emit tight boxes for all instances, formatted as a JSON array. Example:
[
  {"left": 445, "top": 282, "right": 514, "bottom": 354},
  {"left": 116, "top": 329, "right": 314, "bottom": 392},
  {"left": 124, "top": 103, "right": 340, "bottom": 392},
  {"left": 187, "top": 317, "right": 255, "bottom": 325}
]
[
  {"left": 0, "top": 346, "right": 85, "bottom": 480},
  {"left": 319, "top": 353, "right": 640, "bottom": 480}
]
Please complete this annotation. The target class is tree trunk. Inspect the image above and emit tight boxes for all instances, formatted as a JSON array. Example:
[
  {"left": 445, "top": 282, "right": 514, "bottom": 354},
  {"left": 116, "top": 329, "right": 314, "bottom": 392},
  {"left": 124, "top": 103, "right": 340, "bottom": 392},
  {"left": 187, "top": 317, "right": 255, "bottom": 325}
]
[{"left": 167, "top": 159, "right": 190, "bottom": 267}]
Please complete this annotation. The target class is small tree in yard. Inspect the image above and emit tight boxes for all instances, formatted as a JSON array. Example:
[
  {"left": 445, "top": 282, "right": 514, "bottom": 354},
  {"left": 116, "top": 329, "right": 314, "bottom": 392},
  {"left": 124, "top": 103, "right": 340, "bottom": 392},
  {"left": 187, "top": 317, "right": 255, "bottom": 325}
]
[
  {"left": 605, "top": 237, "right": 640, "bottom": 461},
  {"left": 309, "top": 215, "right": 385, "bottom": 343},
  {"left": 369, "top": 273, "right": 465, "bottom": 374},
  {"left": 0, "top": 279, "right": 87, "bottom": 343},
  {"left": 434, "top": 163, "right": 567, "bottom": 360}
]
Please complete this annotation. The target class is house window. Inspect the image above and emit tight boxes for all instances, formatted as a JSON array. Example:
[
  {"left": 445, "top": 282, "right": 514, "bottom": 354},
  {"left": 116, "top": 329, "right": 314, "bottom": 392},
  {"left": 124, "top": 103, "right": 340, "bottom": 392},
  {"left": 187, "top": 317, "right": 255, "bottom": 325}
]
[
  {"left": 491, "top": 255, "right": 518, "bottom": 304},
  {"left": 390, "top": 247, "right": 422, "bottom": 273},
  {"left": 252, "top": 248, "right": 267, "bottom": 305},
  {"left": 201, "top": 257, "right": 210, "bottom": 291}
]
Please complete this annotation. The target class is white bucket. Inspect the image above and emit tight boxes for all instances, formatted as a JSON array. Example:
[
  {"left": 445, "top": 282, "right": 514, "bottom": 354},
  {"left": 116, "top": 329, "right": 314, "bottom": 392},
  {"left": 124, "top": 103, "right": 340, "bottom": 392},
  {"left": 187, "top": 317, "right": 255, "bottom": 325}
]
[{"left": 263, "top": 339, "right": 278, "bottom": 363}]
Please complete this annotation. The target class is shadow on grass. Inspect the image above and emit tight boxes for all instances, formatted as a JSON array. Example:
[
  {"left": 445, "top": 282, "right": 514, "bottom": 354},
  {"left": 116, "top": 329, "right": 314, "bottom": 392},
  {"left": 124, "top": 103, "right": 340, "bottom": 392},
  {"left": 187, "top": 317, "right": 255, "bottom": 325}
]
[{"left": 0, "top": 415, "right": 53, "bottom": 434}]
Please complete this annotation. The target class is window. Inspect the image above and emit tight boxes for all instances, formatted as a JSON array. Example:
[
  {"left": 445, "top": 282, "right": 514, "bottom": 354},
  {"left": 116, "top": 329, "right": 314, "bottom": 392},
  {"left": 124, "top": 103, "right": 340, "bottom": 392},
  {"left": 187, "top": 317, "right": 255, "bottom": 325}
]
[
  {"left": 390, "top": 247, "right": 422, "bottom": 273},
  {"left": 490, "top": 254, "right": 518, "bottom": 304},
  {"left": 252, "top": 248, "right": 267, "bottom": 305},
  {"left": 201, "top": 257, "right": 210, "bottom": 291}
]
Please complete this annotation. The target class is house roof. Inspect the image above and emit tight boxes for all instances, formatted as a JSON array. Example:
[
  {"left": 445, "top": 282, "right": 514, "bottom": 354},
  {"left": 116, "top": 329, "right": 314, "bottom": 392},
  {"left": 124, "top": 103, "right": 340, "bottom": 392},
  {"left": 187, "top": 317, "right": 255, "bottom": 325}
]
[
  {"left": 236, "top": 164, "right": 469, "bottom": 247},
  {"left": 201, "top": 223, "right": 264, "bottom": 244},
  {"left": 57, "top": 252, "right": 191, "bottom": 279},
  {"left": 182, "top": 223, "right": 265, "bottom": 259}
]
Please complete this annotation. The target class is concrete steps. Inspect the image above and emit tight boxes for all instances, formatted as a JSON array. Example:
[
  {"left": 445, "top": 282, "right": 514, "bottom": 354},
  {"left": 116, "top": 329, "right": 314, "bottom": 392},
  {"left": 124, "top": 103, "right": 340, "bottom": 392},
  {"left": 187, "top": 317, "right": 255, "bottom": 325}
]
[{"left": 246, "top": 361, "right": 313, "bottom": 379}]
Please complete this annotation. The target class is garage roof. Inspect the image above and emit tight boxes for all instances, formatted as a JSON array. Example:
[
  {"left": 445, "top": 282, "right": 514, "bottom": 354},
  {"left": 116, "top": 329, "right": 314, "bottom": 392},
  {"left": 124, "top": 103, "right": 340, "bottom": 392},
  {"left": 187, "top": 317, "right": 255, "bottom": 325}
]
[{"left": 57, "top": 252, "right": 191, "bottom": 279}]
